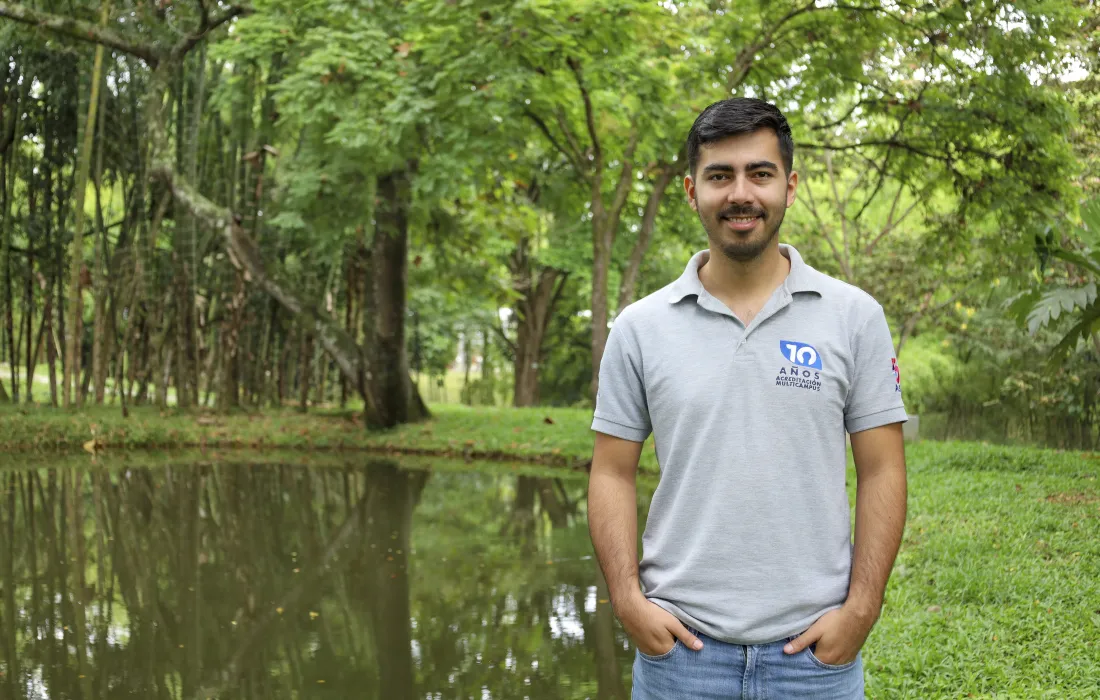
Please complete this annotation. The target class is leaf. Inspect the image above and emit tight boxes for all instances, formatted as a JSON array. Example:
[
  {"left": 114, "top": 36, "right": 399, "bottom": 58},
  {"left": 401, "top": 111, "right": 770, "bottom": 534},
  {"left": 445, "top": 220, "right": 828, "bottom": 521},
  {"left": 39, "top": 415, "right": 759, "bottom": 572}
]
[
  {"left": 1026, "top": 284, "right": 1097, "bottom": 334},
  {"left": 1050, "top": 248, "right": 1100, "bottom": 278},
  {"left": 1050, "top": 301, "right": 1100, "bottom": 358}
]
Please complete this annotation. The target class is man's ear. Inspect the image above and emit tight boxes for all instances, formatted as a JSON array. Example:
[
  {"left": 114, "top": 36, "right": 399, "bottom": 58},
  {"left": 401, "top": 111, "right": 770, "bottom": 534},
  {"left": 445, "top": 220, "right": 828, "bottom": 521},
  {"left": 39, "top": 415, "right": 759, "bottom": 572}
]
[
  {"left": 684, "top": 175, "right": 698, "bottom": 211},
  {"left": 785, "top": 170, "right": 799, "bottom": 208}
]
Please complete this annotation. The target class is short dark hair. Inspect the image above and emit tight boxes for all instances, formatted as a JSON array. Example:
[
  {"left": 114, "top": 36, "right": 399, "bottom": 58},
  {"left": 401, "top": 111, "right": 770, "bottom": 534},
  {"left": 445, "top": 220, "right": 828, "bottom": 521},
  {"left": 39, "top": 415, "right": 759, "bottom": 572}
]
[{"left": 686, "top": 98, "right": 795, "bottom": 177}]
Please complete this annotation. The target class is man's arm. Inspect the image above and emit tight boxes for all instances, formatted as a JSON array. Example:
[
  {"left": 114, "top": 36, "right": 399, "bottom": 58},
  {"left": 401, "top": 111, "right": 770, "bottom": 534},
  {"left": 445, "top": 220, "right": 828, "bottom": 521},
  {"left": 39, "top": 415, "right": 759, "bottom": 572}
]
[
  {"left": 848, "top": 421, "right": 908, "bottom": 618},
  {"left": 588, "top": 432, "right": 703, "bottom": 654},
  {"left": 784, "top": 422, "right": 906, "bottom": 663}
]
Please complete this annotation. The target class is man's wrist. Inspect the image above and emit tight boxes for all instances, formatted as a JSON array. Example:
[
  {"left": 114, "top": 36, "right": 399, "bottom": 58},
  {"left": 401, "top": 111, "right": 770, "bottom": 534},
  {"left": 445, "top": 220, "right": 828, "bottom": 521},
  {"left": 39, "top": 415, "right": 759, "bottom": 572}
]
[
  {"left": 610, "top": 586, "right": 646, "bottom": 614},
  {"left": 843, "top": 594, "right": 883, "bottom": 624}
]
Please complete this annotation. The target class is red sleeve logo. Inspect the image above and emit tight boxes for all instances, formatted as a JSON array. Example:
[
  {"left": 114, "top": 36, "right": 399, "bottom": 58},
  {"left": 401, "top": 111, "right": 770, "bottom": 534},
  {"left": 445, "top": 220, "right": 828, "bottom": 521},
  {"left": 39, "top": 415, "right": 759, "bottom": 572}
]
[{"left": 891, "top": 358, "right": 901, "bottom": 392}]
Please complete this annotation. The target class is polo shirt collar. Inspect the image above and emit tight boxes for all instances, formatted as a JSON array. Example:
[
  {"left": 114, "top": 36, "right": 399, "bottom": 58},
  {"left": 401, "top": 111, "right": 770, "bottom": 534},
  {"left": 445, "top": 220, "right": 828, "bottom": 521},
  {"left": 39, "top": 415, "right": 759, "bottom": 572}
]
[{"left": 667, "top": 243, "right": 822, "bottom": 304}]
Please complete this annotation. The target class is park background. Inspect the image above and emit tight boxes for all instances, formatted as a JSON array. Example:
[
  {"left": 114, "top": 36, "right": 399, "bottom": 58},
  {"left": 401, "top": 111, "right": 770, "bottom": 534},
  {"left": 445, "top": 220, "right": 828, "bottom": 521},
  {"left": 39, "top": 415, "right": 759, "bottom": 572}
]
[{"left": 0, "top": 0, "right": 1098, "bottom": 698}]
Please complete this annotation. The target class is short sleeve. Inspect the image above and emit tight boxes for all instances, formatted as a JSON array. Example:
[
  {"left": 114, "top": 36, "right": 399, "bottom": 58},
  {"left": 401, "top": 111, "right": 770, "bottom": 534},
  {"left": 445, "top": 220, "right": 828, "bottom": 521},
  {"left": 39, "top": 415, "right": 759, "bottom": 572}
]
[
  {"left": 591, "top": 317, "right": 652, "bottom": 442},
  {"left": 844, "top": 305, "right": 908, "bottom": 434}
]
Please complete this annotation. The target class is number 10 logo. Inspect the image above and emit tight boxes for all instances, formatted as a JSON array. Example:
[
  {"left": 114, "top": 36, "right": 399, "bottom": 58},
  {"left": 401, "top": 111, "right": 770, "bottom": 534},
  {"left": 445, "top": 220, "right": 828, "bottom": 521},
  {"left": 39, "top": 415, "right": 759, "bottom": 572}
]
[{"left": 780, "top": 340, "right": 822, "bottom": 369}]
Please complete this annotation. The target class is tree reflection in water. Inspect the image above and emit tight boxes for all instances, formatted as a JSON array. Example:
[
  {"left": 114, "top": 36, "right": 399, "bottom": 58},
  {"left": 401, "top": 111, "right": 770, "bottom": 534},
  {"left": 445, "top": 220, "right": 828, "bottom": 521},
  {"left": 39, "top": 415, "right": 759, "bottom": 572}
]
[{"left": 0, "top": 459, "right": 639, "bottom": 699}]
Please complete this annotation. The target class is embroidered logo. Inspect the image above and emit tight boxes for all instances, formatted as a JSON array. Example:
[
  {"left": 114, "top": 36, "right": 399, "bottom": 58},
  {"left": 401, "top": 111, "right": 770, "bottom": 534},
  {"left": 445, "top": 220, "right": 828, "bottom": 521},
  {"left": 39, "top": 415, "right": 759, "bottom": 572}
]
[
  {"left": 776, "top": 340, "right": 822, "bottom": 391},
  {"left": 892, "top": 357, "right": 902, "bottom": 393}
]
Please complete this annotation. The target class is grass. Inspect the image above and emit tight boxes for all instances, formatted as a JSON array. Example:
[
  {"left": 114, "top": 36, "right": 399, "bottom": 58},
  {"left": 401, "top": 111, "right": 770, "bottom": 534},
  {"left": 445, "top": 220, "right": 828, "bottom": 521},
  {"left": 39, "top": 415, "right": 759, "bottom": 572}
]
[
  {"left": 0, "top": 402, "right": 622, "bottom": 470},
  {"left": 864, "top": 442, "right": 1099, "bottom": 698}
]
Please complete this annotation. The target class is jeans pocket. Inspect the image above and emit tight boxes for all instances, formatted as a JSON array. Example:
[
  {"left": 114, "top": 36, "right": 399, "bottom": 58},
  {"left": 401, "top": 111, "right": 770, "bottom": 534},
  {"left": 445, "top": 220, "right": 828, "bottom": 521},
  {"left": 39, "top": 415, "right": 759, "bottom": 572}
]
[
  {"left": 805, "top": 645, "right": 859, "bottom": 671},
  {"left": 638, "top": 639, "right": 681, "bottom": 662}
]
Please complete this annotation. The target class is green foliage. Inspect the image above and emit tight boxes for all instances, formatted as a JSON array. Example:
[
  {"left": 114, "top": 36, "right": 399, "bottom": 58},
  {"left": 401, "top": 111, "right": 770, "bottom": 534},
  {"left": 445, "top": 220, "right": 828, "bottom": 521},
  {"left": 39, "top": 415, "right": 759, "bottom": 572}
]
[{"left": 1015, "top": 197, "right": 1100, "bottom": 358}]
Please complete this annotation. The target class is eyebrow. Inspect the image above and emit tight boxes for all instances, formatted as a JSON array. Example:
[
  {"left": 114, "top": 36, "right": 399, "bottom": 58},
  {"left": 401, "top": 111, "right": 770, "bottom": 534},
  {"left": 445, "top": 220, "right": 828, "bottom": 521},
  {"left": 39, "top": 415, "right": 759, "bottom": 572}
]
[{"left": 701, "top": 160, "right": 780, "bottom": 174}]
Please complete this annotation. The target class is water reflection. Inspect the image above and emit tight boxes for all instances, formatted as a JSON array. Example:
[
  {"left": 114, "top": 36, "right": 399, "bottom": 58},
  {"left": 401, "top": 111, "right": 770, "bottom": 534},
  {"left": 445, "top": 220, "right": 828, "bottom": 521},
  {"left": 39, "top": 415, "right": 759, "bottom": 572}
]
[{"left": 0, "top": 460, "right": 639, "bottom": 699}]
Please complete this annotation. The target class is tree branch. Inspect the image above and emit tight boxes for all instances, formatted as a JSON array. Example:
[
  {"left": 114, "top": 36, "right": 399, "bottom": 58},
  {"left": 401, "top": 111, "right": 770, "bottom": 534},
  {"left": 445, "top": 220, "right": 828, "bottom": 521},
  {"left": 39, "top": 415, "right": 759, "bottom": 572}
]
[
  {"left": 566, "top": 57, "right": 601, "bottom": 170},
  {"left": 549, "top": 271, "right": 570, "bottom": 319},
  {"left": 170, "top": 4, "right": 250, "bottom": 61},
  {"left": 522, "top": 108, "right": 587, "bottom": 179},
  {"left": 195, "top": 0, "right": 210, "bottom": 29},
  {"left": 865, "top": 190, "right": 922, "bottom": 256},
  {"left": 0, "top": 104, "right": 16, "bottom": 154},
  {"left": 0, "top": 0, "right": 160, "bottom": 65},
  {"left": 607, "top": 119, "right": 640, "bottom": 223},
  {"left": 728, "top": 0, "right": 817, "bottom": 90},
  {"left": 554, "top": 107, "right": 589, "bottom": 168},
  {"left": 802, "top": 139, "right": 984, "bottom": 163},
  {"left": 850, "top": 80, "right": 929, "bottom": 223},
  {"left": 616, "top": 165, "right": 676, "bottom": 314},
  {"left": 492, "top": 316, "right": 517, "bottom": 358},
  {"left": 151, "top": 162, "right": 382, "bottom": 419},
  {"left": 800, "top": 177, "right": 852, "bottom": 282}
]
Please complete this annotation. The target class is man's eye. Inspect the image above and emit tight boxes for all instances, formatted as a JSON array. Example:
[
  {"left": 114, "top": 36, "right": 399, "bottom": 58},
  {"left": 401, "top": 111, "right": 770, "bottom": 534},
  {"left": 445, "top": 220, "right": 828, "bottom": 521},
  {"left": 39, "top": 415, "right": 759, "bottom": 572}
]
[
  {"left": 753, "top": 172, "right": 773, "bottom": 179},
  {"left": 710, "top": 174, "right": 728, "bottom": 181}
]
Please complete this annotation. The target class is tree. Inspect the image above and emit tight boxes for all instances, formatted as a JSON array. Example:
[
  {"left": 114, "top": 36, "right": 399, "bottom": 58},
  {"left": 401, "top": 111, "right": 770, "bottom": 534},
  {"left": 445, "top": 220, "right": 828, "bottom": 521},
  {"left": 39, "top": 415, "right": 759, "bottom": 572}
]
[{"left": 1, "top": 0, "right": 429, "bottom": 426}]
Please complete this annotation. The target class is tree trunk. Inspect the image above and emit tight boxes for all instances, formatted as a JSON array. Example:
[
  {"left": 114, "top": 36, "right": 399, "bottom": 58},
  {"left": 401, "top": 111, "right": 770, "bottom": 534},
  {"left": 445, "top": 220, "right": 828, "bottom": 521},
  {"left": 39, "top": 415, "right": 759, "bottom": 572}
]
[
  {"left": 24, "top": 218, "right": 35, "bottom": 403},
  {"left": 368, "top": 168, "right": 426, "bottom": 427},
  {"left": 218, "top": 272, "right": 245, "bottom": 411},
  {"left": 42, "top": 104, "right": 59, "bottom": 407},
  {"left": 616, "top": 166, "right": 676, "bottom": 314},
  {"left": 91, "top": 97, "right": 109, "bottom": 404},
  {"left": 297, "top": 329, "right": 311, "bottom": 412},
  {"left": 590, "top": 215, "right": 612, "bottom": 401},
  {"left": 39, "top": 273, "right": 58, "bottom": 407},
  {"left": 65, "top": 2, "right": 109, "bottom": 407},
  {"left": 510, "top": 237, "right": 567, "bottom": 409},
  {"left": 2, "top": 76, "right": 25, "bottom": 404}
]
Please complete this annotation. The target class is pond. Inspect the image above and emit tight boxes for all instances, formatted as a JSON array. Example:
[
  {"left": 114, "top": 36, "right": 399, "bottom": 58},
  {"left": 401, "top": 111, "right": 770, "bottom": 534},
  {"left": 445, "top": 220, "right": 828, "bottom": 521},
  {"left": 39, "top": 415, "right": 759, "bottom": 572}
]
[{"left": 0, "top": 454, "right": 653, "bottom": 699}]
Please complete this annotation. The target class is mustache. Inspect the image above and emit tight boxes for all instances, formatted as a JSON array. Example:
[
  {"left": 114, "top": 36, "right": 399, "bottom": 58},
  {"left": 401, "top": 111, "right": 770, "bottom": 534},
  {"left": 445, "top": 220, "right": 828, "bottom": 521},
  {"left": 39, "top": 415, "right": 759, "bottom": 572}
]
[{"left": 718, "top": 205, "right": 765, "bottom": 219}]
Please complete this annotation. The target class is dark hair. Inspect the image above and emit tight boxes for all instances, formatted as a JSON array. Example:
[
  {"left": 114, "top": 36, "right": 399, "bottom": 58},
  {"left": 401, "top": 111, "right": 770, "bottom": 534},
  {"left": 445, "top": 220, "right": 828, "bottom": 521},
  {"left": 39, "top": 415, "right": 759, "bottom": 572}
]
[{"left": 686, "top": 98, "right": 795, "bottom": 177}]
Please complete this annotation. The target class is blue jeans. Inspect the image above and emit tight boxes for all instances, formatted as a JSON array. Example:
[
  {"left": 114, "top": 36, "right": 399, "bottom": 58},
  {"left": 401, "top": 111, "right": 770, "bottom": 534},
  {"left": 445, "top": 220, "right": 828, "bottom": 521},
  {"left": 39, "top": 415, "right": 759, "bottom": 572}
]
[{"left": 631, "top": 626, "right": 864, "bottom": 699}]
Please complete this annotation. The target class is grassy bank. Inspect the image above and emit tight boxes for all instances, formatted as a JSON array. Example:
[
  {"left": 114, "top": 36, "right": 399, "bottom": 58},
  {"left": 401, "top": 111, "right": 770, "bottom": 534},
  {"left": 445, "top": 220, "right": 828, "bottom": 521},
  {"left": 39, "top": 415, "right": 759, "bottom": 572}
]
[{"left": 0, "top": 403, "right": 621, "bottom": 469}]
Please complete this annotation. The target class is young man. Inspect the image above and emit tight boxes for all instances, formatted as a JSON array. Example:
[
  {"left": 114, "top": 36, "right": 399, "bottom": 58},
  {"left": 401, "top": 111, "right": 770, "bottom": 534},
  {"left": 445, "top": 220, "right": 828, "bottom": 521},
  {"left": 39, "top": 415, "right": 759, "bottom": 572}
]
[{"left": 587, "top": 98, "right": 908, "bottom": 699}]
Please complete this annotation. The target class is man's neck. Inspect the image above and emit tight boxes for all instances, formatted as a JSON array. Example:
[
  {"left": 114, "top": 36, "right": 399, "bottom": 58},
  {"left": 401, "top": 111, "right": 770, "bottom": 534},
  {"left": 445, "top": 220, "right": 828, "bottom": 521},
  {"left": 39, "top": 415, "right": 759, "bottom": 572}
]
[{"left": 699, "top": 241, "right": 790, "bottom": 301}]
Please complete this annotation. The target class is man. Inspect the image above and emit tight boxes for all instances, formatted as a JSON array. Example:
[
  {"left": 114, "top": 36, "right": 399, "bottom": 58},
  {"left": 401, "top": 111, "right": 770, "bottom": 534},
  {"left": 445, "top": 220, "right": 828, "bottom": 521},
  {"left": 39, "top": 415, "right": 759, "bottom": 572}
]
[{"left": 587, "top": 98, "right": 907, "bottom": 699}]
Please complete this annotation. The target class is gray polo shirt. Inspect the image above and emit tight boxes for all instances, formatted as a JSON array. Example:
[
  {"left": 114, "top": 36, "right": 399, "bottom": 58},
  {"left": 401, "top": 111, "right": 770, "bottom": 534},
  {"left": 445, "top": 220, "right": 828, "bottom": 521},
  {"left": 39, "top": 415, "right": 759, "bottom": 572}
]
[{"left": 592, "top": 244, "right": 907, "bottom": 645}]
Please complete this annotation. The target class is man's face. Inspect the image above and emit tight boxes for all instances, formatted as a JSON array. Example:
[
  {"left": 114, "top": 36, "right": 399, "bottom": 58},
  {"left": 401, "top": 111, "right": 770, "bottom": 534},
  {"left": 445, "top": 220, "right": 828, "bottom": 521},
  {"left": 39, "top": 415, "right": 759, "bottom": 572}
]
[{"left": 684, "top": 129, "right": 798, "bottom": 263}]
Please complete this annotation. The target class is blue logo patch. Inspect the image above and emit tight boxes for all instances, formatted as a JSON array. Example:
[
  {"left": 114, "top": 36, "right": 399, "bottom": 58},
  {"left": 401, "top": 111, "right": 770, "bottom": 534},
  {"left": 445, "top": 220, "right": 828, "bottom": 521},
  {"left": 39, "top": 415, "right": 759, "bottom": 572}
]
[{"left": 780, "top": 340, "right": 822, "bottom": 369}]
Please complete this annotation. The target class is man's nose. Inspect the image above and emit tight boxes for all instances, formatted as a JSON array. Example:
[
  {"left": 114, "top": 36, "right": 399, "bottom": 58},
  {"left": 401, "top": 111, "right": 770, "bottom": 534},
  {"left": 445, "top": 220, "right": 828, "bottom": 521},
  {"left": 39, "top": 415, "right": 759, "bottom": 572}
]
[{"left": 726, "top": 175, "right": 754, "bottom": 204}]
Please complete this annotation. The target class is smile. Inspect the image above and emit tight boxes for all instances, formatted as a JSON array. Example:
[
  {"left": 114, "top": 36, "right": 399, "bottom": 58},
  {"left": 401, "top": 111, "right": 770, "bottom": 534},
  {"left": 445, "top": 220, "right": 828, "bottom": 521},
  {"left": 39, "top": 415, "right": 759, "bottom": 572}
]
[{"left": 722, "top": 215, "right": 761, "bottom": 231}]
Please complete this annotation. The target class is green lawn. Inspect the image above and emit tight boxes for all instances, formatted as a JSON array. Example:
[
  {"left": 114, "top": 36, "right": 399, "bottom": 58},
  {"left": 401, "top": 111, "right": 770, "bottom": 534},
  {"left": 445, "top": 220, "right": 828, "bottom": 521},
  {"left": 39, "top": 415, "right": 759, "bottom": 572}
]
[{"left": 864, "top": 443, "right": 1099, "bottom": 697}]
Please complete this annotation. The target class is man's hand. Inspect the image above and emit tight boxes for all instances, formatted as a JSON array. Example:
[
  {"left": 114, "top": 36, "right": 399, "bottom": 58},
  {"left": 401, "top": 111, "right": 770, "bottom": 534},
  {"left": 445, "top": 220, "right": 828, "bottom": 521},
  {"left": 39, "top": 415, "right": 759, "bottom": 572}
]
[
  {"left": 782, "top": 605, "right": 877, "bottom": 665},
  {"left": 617, "top": 593, "right": 704, "bottom": 656}
]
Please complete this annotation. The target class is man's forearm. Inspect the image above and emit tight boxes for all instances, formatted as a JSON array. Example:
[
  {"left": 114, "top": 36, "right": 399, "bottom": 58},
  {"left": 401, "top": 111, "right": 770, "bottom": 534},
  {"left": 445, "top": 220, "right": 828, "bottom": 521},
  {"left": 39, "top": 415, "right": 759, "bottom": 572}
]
[
  {"left": 847, "top": 462, "right": 907, "bottom": 617},
  {"left": 588, "top": 470, "right": 642, "bottom": 606}
]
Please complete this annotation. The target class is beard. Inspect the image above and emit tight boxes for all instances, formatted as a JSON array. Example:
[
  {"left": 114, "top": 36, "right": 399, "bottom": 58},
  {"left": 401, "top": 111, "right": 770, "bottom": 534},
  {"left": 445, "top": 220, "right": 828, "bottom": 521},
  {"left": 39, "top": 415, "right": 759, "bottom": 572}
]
[{"left": 698, "top": 201, "right": 786, "bottom": 263}]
